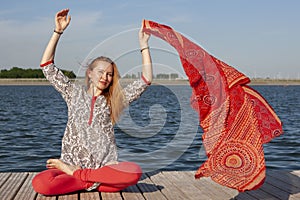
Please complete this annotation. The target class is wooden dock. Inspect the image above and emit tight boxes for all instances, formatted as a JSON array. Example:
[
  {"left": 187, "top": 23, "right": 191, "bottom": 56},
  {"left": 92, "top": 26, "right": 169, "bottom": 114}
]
[{"left": 0, "top": 170, "right": 299, "bottom": 200}]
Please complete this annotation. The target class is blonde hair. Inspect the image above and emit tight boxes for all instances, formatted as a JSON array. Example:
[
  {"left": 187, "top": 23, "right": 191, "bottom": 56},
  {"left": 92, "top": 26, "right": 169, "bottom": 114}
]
[{"left": 85, "top": 56, "right": 125, "bottom": 124}]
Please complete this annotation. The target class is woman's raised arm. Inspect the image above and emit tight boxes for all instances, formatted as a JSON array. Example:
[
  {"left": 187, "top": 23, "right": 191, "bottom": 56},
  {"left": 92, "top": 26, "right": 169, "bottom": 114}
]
[
  {"left": 40, "top": 9, "right": 71, "bottom": 65},
  {"left": 139, "top": 23, "right": 153, "bottom": 84}
]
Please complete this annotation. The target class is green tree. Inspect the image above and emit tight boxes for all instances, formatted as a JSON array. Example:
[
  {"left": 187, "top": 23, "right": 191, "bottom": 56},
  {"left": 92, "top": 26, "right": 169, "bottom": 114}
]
[{"left": 0, "top": 67, "right": 76, "bottom": 79}]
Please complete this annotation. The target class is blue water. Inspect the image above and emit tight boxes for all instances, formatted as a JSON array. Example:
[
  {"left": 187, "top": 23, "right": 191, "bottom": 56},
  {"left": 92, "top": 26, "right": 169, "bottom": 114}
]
[{"left": 0, "top": 84, "right": 299, "bottom": 172}]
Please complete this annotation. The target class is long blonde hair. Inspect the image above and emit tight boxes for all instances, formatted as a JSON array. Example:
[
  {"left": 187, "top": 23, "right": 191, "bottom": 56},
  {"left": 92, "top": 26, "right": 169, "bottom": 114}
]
[{"left": 85, "top": 56, "right": 125, "bottom": 124}]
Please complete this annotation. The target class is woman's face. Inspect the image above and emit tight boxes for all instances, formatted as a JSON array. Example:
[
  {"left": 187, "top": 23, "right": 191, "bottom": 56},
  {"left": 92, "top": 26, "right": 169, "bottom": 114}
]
[{"left": 88, "top": 60, "right": 114, "bottom": 92}]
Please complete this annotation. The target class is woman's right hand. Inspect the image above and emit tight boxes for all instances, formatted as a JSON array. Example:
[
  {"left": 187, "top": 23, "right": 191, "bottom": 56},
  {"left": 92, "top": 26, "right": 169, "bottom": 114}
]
[
  {"left": 55, "top": 9, "right": 71, "bottom": 33},
  {"left": 139, "top": 23, "right": 150, "bottom": 49}
]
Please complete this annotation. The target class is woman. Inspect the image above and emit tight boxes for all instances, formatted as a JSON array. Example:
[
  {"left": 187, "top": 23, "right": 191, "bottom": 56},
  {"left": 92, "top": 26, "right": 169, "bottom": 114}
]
[{"left": 32, "top": 9, "right": 153, "bottom": 195}]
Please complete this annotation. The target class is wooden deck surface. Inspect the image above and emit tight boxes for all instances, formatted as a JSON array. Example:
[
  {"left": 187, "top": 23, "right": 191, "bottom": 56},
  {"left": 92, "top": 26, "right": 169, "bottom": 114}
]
[{"left": 0, "top": 170, "right": 299, "bottom": 200}]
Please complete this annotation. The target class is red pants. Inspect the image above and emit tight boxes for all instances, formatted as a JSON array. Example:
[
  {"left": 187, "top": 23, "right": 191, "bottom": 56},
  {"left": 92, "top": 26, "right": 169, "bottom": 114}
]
[{"left": 32, "top": 162, "right": 142, "bottom": 195}]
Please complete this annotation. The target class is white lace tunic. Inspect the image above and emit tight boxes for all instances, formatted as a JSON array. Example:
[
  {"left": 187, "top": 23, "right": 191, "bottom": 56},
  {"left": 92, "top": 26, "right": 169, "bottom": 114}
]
[{"left": 42, "top": 63, "right": 149, "bottom": 169}]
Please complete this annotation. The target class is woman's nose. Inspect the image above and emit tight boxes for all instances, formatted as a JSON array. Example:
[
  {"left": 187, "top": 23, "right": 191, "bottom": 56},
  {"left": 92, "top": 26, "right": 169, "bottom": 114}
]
[{"left": 101, "top": 72, "right": 108, "bottom": 80}]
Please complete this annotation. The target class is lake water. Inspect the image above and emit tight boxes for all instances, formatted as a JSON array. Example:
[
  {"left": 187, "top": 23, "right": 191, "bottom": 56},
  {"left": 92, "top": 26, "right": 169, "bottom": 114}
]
[{"left": 0, "top": 84, "right": 299, "bottom": 172}]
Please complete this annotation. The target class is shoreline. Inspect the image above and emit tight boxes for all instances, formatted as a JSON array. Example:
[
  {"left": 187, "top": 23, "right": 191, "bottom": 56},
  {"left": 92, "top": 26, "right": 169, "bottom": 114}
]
[{"left": 0, "top": 78, "right": 300, "bottom": 86}]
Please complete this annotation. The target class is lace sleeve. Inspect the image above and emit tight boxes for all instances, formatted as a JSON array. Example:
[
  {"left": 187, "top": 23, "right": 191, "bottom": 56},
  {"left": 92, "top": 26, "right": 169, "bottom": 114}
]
[
  {"left": 41, "top": 61, "right": 73, "bottom": 102},
  {"left": 123, "top": 79, "right": 149, "bottom": 105}
]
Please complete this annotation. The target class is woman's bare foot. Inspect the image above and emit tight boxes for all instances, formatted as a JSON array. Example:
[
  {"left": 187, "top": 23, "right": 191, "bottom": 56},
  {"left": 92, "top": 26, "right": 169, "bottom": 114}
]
[
  {"left": 104, "top": 160, "right": 119, "bottom": 166},
  {"left": 46, "top": 159, "right": 81, "bottom": 175}
]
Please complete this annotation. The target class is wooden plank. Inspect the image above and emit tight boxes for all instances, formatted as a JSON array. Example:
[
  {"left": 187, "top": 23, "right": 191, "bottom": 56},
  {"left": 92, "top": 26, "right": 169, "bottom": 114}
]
[
  {"left": 234, "top": 192, "right": 259, "bottom": 200},
  {"left": 289, "top": 193, "right": 300, "bottom": 200},
  {"left": 36, "top": 194, "right": 57, "bottom": 200},
  {"left": 256, "top": 174, "right": 298, "bottom": 200},
  {"left": 0, "top": 172, "right": 11, "bottom": 188},
  {"left": 182, "top": 171, "right": 238, "bottom": 200},
  {"left": 0, "top": 170, "right": 298, "bottom": 200},
  {"left": 14, "top": 173, "right": 37, "bottom": 200},
  {"left": 243, "top": 189, "right": 280, "bottom": 200},
  {"left": 241, "top": 170, "right": 300, "bottom": 200},
  {"left": 183, "top": 174, "right": 219, "bottom": 199},
  {"left": 136, "top": 173, "right": 167, "bottom": 200},
  {"left": 0, "top": 172, "right": 28, "bottom": 200},
  {"left": 266, "top": 173, "right": 300, "bottom": 200},
  {"left": 199, "top": 177, "right": 238, "bottom": 198},
  {"left": 178, "top": 171, "right": 217, "bottom": 199},
  {"left": 147, "top": 171, "right": 191, "bottom": 200},
  {"left": 162, "top": 171, "right": 212, "bottom": 200},
  {"left": 267, "top": 170, "right": 300, "bottom": 189},
  {"left": 101, "top": 191, "right": 123, "bottom": 200},
  {"left": 291, "top": 170, "right": 300, "bottom": 177},
  {"left": 189, "top": 171, "right": 238, "bottom": 198},
  {"left": 57, "top": 193, "right": 78, "bottom": 200},
  {"left": 258, "top": 170, "right": 300, "bottom": 200},
  {"left": 121, "top": 184, "right": 145, "bottom": 200},
  {"left": 265, "top": 174, "right": 300, "bottom": 195},
  {"left": 80, "top": 191, "right": 101, "bottom": 200}
]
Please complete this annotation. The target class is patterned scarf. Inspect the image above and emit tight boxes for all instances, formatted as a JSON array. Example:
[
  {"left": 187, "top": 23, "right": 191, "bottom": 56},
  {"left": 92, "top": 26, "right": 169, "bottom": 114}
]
[{"left": 143, "top": 20, "right": 283, "bottom": 192}]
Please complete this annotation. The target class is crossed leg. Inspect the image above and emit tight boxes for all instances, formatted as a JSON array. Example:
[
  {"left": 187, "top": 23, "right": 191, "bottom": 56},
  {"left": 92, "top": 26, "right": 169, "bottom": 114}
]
[{"left": 32, "top": 160, "right": 142, "bottom": 195}]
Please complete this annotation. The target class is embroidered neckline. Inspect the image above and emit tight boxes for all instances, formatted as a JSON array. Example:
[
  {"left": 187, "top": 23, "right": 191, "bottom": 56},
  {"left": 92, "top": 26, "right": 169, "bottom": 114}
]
[{"left": 88, "top": 96, "right": 98, "bottom": 125}]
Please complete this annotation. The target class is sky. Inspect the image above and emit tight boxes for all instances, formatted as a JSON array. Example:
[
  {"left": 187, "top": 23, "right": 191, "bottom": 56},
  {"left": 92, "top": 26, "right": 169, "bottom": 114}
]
[{"left": 0, "top": 0, "right": 299, "bottom": 79}]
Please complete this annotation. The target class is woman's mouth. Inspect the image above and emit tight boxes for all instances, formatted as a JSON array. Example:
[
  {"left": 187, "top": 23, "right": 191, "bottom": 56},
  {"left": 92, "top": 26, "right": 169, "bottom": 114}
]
[{"left": 99, "top": 80, "right": 107, "bottom": 85}]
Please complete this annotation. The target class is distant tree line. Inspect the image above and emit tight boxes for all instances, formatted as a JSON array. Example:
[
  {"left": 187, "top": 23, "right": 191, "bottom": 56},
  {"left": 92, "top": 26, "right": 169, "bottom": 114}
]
[{"left": 0, "top": 67, "right": 76, "bottom": 79}]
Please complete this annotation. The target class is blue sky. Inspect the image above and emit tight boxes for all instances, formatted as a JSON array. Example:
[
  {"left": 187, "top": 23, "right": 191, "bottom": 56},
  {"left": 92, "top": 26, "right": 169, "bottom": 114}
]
[{"left": 0, "top": 0, "right": 299, "bottom": 79}]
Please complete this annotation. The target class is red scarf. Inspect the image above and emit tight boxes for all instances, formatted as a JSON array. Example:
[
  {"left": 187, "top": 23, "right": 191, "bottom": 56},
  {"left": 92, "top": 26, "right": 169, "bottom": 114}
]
[{"left": 143, "top": 20, "right": 283, "bottom": 192}]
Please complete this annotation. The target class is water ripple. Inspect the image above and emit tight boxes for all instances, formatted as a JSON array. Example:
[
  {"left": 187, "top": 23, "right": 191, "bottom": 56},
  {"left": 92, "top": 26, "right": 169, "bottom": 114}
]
[{"left": 0, "top": 85, "right": 299, "bottom": 172}]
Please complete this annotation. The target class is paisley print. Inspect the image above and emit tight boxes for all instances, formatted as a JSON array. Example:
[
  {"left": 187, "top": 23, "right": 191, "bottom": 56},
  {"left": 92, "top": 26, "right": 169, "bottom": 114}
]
[{"left": 42, "top": 63, "right": 148, "bottom": 169}]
